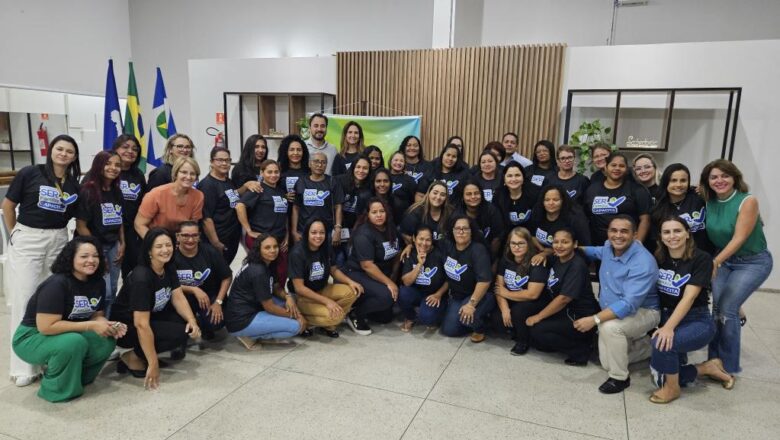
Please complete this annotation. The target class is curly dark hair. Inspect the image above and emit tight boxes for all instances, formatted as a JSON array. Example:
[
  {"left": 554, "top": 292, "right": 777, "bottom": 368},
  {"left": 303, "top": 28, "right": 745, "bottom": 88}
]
[
  {"left": 278, "top": 134, "right": 310, "bottom": 173},
  {"left": 398, "top": 135, "right": 424, "bottom": 162},
  {"left": 50, "top": 236, "right": 106, "bottom": 281}
]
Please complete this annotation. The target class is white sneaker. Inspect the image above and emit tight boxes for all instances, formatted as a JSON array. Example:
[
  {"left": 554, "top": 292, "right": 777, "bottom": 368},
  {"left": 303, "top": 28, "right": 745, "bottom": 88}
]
[
  {"left": 14, "top": 375, "right": 39, "bottom": 387},
  {"left": 107, "top": 348, "right": 120, "bottom": 361}
]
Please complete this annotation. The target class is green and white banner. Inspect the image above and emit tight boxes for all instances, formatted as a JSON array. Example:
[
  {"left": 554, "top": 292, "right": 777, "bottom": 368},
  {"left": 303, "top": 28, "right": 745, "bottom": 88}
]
[{"left": 323, "top": 114, "right": 422, "bottom": 167}]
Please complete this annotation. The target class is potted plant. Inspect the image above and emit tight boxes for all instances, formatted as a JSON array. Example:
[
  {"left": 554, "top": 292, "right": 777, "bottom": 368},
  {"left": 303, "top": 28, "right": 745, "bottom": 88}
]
[
  {"left": 296, "top": 117, "right": 310, "bottom": 140},
  {"left": 568, "top": 119, "right": 615, "bottom": 174}
]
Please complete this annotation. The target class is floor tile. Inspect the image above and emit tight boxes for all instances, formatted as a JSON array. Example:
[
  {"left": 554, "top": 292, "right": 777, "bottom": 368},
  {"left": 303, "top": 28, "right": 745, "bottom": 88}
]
[
  {"left": 199, "top": 330, "right": 300, "bottom": 367},
  {"left": 742, "top": 291, "right": 780, "bottom": 331},
  {"left": 0, "top": 350, "right": 266, "bottom": 440},
  {"left": 0, "top": 433, "right": 20, "bottom": 440},
  {"left": 273, "top": 323, "right": 464, "bottom": 397},
  {"left": 402, "top": 400, "right": 609, "bottom": 440},
  {"left": 625, "top": 375, "right": 780, "bottom": 440},
  {"left": 736, "top": 326, "right": 780, "bottom": 383},
  {"left": 428, "top": 338, "right": 628, "bottom": 440},
  {"left": 0, "top": 313, "right": 9, "bottom": 382},
  {"left": 169, "top": 367, "right": 423, "bottom": 440},
  {"left": 752, "top": 327, "right": 780, "bottom": 361}
]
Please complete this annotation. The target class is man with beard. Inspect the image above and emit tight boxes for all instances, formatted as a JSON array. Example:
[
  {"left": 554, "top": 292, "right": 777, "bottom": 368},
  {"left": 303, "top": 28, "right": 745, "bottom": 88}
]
[{"left": 306, "top": 113, "right": 338, "bottom": 175}]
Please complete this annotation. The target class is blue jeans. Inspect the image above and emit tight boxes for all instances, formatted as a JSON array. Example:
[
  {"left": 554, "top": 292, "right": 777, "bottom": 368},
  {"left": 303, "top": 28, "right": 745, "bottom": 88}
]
[
  {"left": 440, "top": 292, "right": 496, "bottom": 337},
  {"left": 399, "top": 285, "right": 437, "bottom": 321},
  {"left": 103, "top": 242, "right": 120, "bottom": 318},
  {"left": 709, "top": 250, "right": 773, "bottom": 373},
  {"left": 651, "top": 307, "right": 715, "bottom": 387},
  {"left": 228, "top": 298, "right": 301, "bottom": 340}
]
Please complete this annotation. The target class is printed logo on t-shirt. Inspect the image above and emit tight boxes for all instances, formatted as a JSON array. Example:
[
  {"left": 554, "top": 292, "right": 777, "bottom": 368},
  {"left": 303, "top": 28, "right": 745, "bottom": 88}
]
[
  {"left": 547, "top": 268, "right": 559, "bottom": 288},
  {"left": 383, "top": 240, "right": 400, "bottom": 260},
  {"left": 345, "top": 163, "right": 353, "bottom": 171},
  {"left": 591, "top": 196, "right": 626, "bottom": 215},
  {"left": 482, "top": 227, "right": 491, "bottom": 239},
  {"left": 101, "top": 203, "right": 123, "bottom": 226},
  {"left": 483, "top": 189, "right": 494, "bottom": 202},
  {"left": 37, "top": 186, "right": 78, "bottom": 213},
  {"left": 303, "top": 189, "right": 330, "bottom": 207},
  {"left": 225, "top": 189, "right": 240, "bottom": 208},
  {"left": 68, "top": 295, "right": 98, "bottom": 320},
  {"left": 285, "top": 176, "right": 299, "bottom": 193},
  {"left": 272, "top": 196, "right": 288, "bottom": 213},
  {"left": 414, "top": 265, "right": 438, "bottom": 286},
  {"left": 679, "top": 207, "right": 706, "bottom": 233},
  {"left": 120, "top": 180, "right": 142, "bottom": 201},
  {"left": 432, "top": 230, "right": 442, "bottom": 241},
  {"left": 567, "top": 189, "right": 577, "bottom": 199},
  {"left": 153, "top": 287, "right": 172, "bottom": 312},
  {"left": 657, "top": 269, "right": 691, "bottom": 297},
  {"left": 310, "top": 261, "right": 325, "bottom": 281},
  {"left": 177, "top": 268, "right": 211, "bottom": 287},
  {"left": 531, "top": 175, "right": 545, "bottom": 186},
  {"left": 343, "top": 194, "right": 359, "bottom": 213},
  {"left": 445, "top": 180, "right": 459, "bottom": 195},
  {"left": 392, "top": 183, "right": 402, "bottom": 193},
  {"left": 535, "top": 228, "right": 553, "bottom": 246},
  {"left": 444, "top": 257, "right": 469, "bottom": 281},
  {"left": 504, "top": 269, "right": 529, "bottom": 291},
  {"left": 509, "top": 209, "right": 532, "bottom": 224},
  {"left": 407, "top": 170, "right": 424, "bottom": 183}
]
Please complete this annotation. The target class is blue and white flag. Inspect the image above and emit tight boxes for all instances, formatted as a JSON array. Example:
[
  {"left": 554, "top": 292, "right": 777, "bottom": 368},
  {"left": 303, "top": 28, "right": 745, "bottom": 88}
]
[
  {"left": 102, "top": 59, "right": 123, "bottom": 150},
  {"left": 148, "top": 67, "right": 176, "bottom": 168}
]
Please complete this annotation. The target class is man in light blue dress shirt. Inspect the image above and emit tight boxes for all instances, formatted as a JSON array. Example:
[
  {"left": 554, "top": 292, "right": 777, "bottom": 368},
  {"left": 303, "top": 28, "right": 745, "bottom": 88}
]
[{"left": 575, "top": 215, "right": 661, "bottom": 394}]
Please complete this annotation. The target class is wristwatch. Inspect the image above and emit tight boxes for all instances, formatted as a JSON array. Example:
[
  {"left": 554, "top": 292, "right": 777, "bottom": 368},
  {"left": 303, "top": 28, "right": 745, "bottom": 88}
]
[
  {"left": 215, "top": 299, "right": 223, "bottom": 305},
  {"left": 592, "top": 314, "right": 601, "bottom": 326}
]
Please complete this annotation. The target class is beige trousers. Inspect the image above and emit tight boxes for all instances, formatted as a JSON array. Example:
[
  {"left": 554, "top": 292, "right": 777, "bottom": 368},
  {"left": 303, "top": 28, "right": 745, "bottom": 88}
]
[
  {"left": 598, "top": 307, "right": 661, "bottom": 380},
  {"left": 297, "top": 284, "right": 357, "bottom": 329}
]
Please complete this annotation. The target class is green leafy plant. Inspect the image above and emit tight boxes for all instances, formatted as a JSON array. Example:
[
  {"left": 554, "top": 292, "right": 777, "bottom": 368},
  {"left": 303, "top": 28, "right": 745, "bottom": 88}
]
[
  {"left": 296, "top": 117, "right": 310, "bottom": 140},
  {"left": 568, "top": 119, "right": 615, "bottom": 174}
]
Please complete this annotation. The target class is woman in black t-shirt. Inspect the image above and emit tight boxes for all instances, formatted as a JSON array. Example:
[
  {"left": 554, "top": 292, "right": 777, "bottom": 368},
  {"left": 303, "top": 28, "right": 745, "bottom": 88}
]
[
  {"left": 12, "top": 237, "right": 124, "bottom": 402},
  {"left": 494, "top": 227, "right": 549, "bottom": 354},
  {"left": 439, "top": 215, "right": 495, "bottom": 341},
  {"left": 399, "top": 135, "right": 430, "bottom": 186},
  {"left": 199, "top": 147, "right": 242, "bottom": 265},
  {"left": 648, "top": 216, "right": 732, "bottom": 404},
  {"left": 494, "top": 161, "right": 535, "bottom": 230},
  {"left": 529, "top": 185, "right": 591, "bottom": 260},
  {"left": 230, "top": 134, "right": 267, "bottom": 191},
  {"left": 288, "top": 219, "right": 362, "bottom": 337},
  {"left": 400, "top": 181, "right": 452, "bottom": 245},
  {"left": 112, "top": 228, "right": 201, "bottom": 390},
  {"left": 3, "top": 134, "right": 81, "bottom": 387},
  {"left": 343, "top": 198, "right": 401, "bottom": 335},
  {"left": 415, "top": 143, "right": 470, "bottom": 203},
  {"left": 331, "top": 121, "right": 365, "bottom": 176},
  {"left": 472, "top": 149, "right": 503, "bottom": 205},
  {"left": 362, "top": 145, "right": 385, "bottom": 173},
  {"left": 291, "top": 152, "right": 344, "bottom": 244},
  {"left": 523, "top": 140, "right": 558, "bottom": 201},
  {"left": 111, "top": 134, "right": 147, "bottom": 279},
  {"left": 388, "top": 152, "right": 417, "bottom": 223},
  {"left": 147, "top": 133, "right": 196, "bottom": 190},
  {"left": 224, "top": 234, "right": 306, "bottom": 350},
  {"left": 455, "top": 180, "right": 505, "bottom": 262},
  {"left": 398, "top": 225, "right": 449, "bottom": 332},
  {"left": 76, "top": 151, "right": 125, "bottom": 317},
  {"left": 525, "top": 228, "right": 599, "bottom": 365},
  {"left": 278, "top": 134, "right": 311, "bottom": 203}
]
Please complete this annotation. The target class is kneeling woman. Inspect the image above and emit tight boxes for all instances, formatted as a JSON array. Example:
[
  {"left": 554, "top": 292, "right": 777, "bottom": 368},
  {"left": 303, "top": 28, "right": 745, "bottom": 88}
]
[
  {"left": 398, "top": 225, "right": 449, "bottom": 332},
  {"left": 343, "top": 198, "right": 401, "bottom": 335},
  {"left": 439, "top": 215, "right": 495, "bottom": 341},
  {"left": 288, "top": 218, "right": 363, "bottom": 337},
  {"left": 524, "top": 228, "right": 599, "bottom": 365},
  {"left": 649, "top": 216, "right": 733, "bottom": 404},
  {"left": 112, "top": 228, "right": 201, "bottom": 390},
  {"left": 12, "top": 237, "right": 124, "bottom": 402},
  {"left": 224, "top": 234, "right": 307, "bottom": 349}
]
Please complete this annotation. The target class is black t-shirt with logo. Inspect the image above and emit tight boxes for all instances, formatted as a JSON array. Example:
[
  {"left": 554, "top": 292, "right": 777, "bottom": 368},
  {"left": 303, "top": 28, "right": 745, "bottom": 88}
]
[
  {"left": 401, "top": 246, "right": 447, "bottom": 295},
  {"left": 417, "top": 168, "right": 470, "bottom": 202},
  {"left": 174, "top": 243, "right": 232, "bottom": 300},
  {"left": 6, "top": 165, "right": 79, "bottom": 229},
  {"left": 294, "top": 175, "right": 344, "bottom": 231},
  {"left": 21, "top": 274, "right": 105, "bottom": 326},
  {"left": 583, "top": 180, "right": 651, "bottom": 244},
  {"left": 652, "top": 189, "right": 715, "bottom": 255},
  {"left": 494, "top": 189, "right": 535, "bottom": 229},
  {"left": 112, "top": 265, "right": 181, "bottom": 321},
  {"left": 399, "top": 206, "right": 446, "bottom": 241},
  {"left": 332, "top": 152, "right": 361, "bottom": 176},
  {"left": 287, "top": 241, "right": 335, "bottom": 293},
  {"left": 282, "top": 168, "right": 309, "bottom": 195},
  {"left": 239, "top": 183, "right": 289, "bottom": 241},
  {"left": 224, "top": 262, "right": 275, "bottom": 333},
  {"left": 441, "top": 239, "right": 493, "bottom": 300},
  {"left": 656, "top": 248, "right": 712, "bottom": 310},
  {"left": 455, "top": 204, "right": 505, "bottom": 252},
  {"left": 548, "top": 173, "right": 590, "bottom": 207},
  {"left": 404, "top": 160, "right": 432, "bottom": 188},
  {"left": 118, "top": 167, "right": 147, "bottom": 224},
  {"left": 497, "top": 257, "right": 548, "bottom": 293},
  {"left": 147, "top": 163, "right": 173, "bottom": 190},
  {"left": 532, "top": 212, "right": 591, "bottom": 247},
  {"left": 390, "top": 172, "right": 417, "bottom": 221},
  {"left": 199, "top": 174, "right": 241, "bottom": 238},
  {"left": 76, "top": 188, "right": 124, "bottom": 245},
  {"left": 524, "top": 164, "right": 557, "bottom": 194},
  {"left": 472, "top": 173, "right": 503, "bottom": 205},
  {"left": 336, "top": 174, "right": 372, "bottom": 232},
  {"left": 347, "top": 224, "right": 400, "bottom": 277},
  {"left": 545, "top": 253, "right": 599, "bottom": 318}
]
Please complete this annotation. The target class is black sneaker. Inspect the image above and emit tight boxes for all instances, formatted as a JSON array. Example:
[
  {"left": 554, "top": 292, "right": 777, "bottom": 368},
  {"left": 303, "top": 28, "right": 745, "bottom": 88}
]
[
  {"left": 169, "top": 343, "right": 187, "bottom": 361},
  {"left": 598, "top": 377, "right": 631, "bottom": 394},
  {"left": 564, "top": 357, "right": 588, "bottom": 367},
  {"left": 318, "top": 327, "right": 340, "bottom": 338},
  {"left": 299, "top": 328, "right": 314, "bottom": 338},
  {"left": 346, "top": 314, "right": 372, "bottom": 336},
  {"left": 510, "top": 342, "right": 529, "bottom": 356}
]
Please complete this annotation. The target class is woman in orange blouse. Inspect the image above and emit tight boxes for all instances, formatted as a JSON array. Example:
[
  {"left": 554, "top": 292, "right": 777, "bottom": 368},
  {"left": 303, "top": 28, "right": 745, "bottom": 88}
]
[{"left": 135, "top": 156, "right": 204, "bottom": 237}]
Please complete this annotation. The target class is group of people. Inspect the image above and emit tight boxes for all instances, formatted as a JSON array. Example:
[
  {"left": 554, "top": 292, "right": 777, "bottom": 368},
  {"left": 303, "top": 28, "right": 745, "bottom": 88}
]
[{"left": 3, "top": 113, "right": 771, "bottom": 406}]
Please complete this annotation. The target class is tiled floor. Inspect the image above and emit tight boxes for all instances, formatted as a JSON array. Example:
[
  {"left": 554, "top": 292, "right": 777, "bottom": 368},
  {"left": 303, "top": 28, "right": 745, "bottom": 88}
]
[{"left": 1, "top": 283, "right": 779, "bottom": 439}]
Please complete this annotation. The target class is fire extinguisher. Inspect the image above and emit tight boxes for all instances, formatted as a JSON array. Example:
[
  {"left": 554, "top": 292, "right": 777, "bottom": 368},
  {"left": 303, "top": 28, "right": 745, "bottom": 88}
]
[
  {"left": 206, "top": 126, "right": 225, "bottom": 148},
  {"left": 37, "top": 123, "right": 49, "bottom": 157}
]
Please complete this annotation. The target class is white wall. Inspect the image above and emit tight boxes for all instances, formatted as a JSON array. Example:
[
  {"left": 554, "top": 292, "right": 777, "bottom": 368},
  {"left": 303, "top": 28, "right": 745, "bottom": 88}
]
[
  {"left": 563, "top": 40, "right": 780, "bottom": 289},
  {"left": 482, "top": 0, "right": 780, "bottom": 47},
  {"left": 0, "top": 0, "right": 132, "bottom": 95},
  {"left": 128, "top": 0, "right": 434, "bottom": 137},
  {"left": 187, "top": 56, "right": 337, "bottom": 169}
]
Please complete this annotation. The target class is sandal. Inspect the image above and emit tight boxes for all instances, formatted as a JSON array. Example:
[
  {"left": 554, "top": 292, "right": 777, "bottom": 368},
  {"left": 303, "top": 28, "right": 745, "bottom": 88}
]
[
  {"left": 706, "top": 358, "right": 735, "bottom": 390},
  {"left": 236, "top": 336, "right": 259, "bottom": 351},
  {"left": 400, "top": 320, "right": 414, "bottom": 332},
  {"left": 649, "top": 392, "right": 679, "bottom": 404}
]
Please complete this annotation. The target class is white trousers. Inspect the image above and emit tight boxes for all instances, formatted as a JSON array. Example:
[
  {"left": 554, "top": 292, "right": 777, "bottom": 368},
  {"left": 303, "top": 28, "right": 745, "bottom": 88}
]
[
  {"left": 6, "top": 223, "right": 68, "bottom": 380},
  {"left": 598, "top": 307, "right": 661, "bottom": 381}
]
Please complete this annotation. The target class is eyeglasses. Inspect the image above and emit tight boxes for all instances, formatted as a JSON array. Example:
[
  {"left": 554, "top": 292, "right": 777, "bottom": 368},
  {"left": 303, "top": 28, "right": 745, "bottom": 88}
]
[
  {"left": 311, "top": 160, "right": 327, "bottom": 165},
  {"left": 453, "top": 227, "right": 471, "bottom": 233},
  {"left": 558, "top": 156, "right": 575, "bottom": 162},
  {"left": 509, "top": 241, "right": 528, "bottom": 248},
  {"left": 177, "top": 233, "right": 199, "bottom": 239},
  {"left": 212, "top": 158, "right": 231, "bottom": 163},
  {"left": 174, "top": 144, "right": 193, "bottom": 151}
]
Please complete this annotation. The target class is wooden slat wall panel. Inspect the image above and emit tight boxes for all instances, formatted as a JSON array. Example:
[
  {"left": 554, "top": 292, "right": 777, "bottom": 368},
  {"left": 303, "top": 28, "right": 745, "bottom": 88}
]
[{"left": 336, "top": 45, "right": 565, "bottom": 162}]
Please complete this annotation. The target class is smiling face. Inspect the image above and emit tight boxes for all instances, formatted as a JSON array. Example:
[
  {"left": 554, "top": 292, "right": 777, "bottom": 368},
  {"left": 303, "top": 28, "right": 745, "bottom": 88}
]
[
  {"left": 211, "top": 150, "right": 232, "bottom": 176},
  {"left": 171, "top": 136, "right": 193, "bottom": 159},
  {"left": 634, "top": 157, "right": 656, "bottom": 185},
  {"left": 666, "top": 170, "right": 689, "bottom": 200},
  {"left": 259, "top": 236, "right": 279, "bottom": 264},
  {"left": 310, "top": 116, "right": 327, "bottom": 141},
  {"left": 307, "top": 221, "right": 327, "bottom": 250},
  {"left": 452, "top": 218, "right": 472, "bottom": 247},
  {"left": 288, "top": 141, "right": 304, "bottom": 165},
  {"left": 552, "top": 230, "right": 576, "bottom": 259},
  {"left": 441, "top": 147, "right": 458, "bottom": 170},
  {"left": 262, "top": 163, "right": 280, "bottom": 185},
  {"left": 390, "top": 153, "right": 405, "bottom": 173},
  {"left": 414, "top": 229, "right": 433, "bottom": 254},
  {"left": 50, "top": 140, "right": 77, "bottom": 168},
  {"left": 103, "top": 154, "right": 121, "bottom": 182},
  {"left": 176, "top": 225, "right": 200, "bottom": 254},
  {"left": 367, "top": 201, "right": 387, "bottom": 228},
  {"left": 374, "top": 172, "right": 391, "bottom": 195},
  {"left": 150, "top": 234, "right": 174, "bottom": 266},
  {"left": 708, "top": 167, "right": 735, "bottom": 197},
  {"left": 427, "top": 184, "right": 447, "bottom": 208},
  {"left": 462, "top": 183, "right": 482, "bottom": 209},
  {"left": 116, "top": 139, "right": 139, "bottom": 167},
  {"left": 345, "top": 125, "right": 360, "bottom": 146},
  {"left": 607, "top": 218, "right": 635, "bottom": 255},
  {"left": 352, "top": 158, "right": 370, "bottom": 182},
  {"left": 504, "top": 166, "right": 524, "bottom": 190},
  {"left": 480, "top": 154, "right": 497, "bottom": 175},
  {"left": 592, "top": 148, "right": 610, "bottom": 170},
  {"left": 502, "top": 134, "right": 518, "bottom": 154},
  {"left": 254, "top": 140, "right": 267, "bottom": 162},
  {"left": 660, "top": 219, "right": 689, "bottom": 254},
  {"left": 367, "top": 151, "right": 382, "bottom": 170},
  {"left": 543, "top": 189, "right": 563, "bottom": 215},
  {"left": 175, "top": 163, "right": 198, "bottom": 188},
  {"left": 404, "top": 137, "right": 420, "bottom": 159},
  {"left": 310, "top": 153, "right": 327, "bottom": 177},
  {"left": 73, "top": 242, "right": 100, "bottom": 279},
  {"left": 606, "top": 156, "right": 627, "bottom": 182}
]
